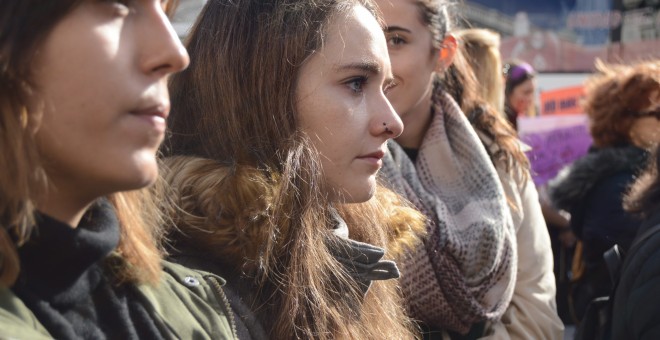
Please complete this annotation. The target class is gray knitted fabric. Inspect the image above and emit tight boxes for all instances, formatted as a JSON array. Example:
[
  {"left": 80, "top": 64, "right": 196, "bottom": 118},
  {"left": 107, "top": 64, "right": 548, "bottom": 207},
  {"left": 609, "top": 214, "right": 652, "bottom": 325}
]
[{"left": 380, "top": 90, "right": 517, "bottom": 334}]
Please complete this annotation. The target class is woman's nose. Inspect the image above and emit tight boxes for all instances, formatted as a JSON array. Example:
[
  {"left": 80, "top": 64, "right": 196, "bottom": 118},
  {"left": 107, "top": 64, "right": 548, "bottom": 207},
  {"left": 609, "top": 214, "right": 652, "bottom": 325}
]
[
  {"left": 139, "top": 5, "right": 190, "bottom": 77},
  {"left": 375, "top": 97, "right": 403, "bottom": 138}
]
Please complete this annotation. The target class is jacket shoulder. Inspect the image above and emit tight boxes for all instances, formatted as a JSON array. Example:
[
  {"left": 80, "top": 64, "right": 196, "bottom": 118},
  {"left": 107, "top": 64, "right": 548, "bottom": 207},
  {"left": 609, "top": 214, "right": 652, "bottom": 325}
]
[
  {"left": 0, "top": 286, "right": 52, "bottom": 339},
  {"left": 612, "top": 229, "right": 660, "bottom": 339},
  {"left": 136, "top": 261, "right": 237, "bottom": 339}
]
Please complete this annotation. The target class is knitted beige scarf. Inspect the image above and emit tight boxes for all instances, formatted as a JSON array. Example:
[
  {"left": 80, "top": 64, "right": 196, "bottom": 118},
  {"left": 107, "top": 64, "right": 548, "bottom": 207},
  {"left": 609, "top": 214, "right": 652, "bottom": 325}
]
[{"left": 381, "top": 90, "right": 517, "bottom": 334}]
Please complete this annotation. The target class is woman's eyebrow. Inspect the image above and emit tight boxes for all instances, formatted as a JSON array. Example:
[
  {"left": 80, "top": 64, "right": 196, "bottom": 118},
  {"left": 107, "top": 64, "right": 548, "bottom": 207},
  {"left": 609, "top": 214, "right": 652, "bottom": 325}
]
[
  {"left": 384, "top": 26, "right": 411, "bottom": 34},
  {"left": 335, "top": 61, "right": 382, "bottom": 75}
]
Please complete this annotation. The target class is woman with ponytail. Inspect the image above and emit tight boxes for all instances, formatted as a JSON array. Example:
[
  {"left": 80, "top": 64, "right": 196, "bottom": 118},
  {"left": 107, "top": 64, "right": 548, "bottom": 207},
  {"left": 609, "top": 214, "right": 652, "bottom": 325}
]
[{"left": 374, "top": 0, "right": 562, "bottom": 338}]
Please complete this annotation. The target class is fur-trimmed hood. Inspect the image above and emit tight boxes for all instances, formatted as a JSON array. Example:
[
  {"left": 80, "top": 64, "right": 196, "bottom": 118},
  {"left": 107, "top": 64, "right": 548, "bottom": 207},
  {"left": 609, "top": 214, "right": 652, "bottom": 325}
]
[
  {"left": 161, "top": 155, "right": 425, "bottom": 269},
  {"left": 548, "top": 145, "right": 648, "bottom": 211},
  {"left": 161, "top": 155, "right": 426, "bottom": 338}
]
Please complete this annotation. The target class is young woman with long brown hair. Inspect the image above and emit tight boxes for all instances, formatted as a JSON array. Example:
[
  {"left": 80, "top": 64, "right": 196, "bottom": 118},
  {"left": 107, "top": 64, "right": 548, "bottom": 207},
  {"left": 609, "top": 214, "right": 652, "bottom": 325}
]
[
  {"left": 448, "top": 30, "right": 564, "bottom": 340},
  {"left": 162, "top": 0, "right": 424, "bottom": 339},
  {"left": 0, "top": 1, "right": 237, "bottom": 338},
  {"left": 374, "top": 0, "right": 563, "bottom": 338}
]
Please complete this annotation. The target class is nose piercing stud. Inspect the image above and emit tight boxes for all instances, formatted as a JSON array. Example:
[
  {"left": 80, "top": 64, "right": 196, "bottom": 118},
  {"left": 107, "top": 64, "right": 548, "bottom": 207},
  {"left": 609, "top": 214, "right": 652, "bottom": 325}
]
[{"left": 383, "top": 122, "right": 392, "bottom": 134}]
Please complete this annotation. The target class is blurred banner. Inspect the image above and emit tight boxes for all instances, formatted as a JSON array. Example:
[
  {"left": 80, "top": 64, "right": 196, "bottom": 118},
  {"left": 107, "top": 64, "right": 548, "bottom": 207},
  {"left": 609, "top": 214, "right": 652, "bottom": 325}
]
[
  {"left": 540, "top": 86, "right": 585, "bottom": 116},
  {"left": 518, "top": 109, "right": 592, "bottom": 187}
]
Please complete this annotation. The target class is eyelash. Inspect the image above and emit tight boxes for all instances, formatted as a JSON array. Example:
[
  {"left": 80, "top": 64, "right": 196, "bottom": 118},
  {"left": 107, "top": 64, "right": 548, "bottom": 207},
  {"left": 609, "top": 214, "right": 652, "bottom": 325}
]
[
  {"left": 345, "top": 76, "right": 396, "bottom": 97},
  {"left": 387, "top": 34, "right": 406, "bottom": 47},
  {"left": 383, "top": 81, "right": 397, "bottom": 95}
]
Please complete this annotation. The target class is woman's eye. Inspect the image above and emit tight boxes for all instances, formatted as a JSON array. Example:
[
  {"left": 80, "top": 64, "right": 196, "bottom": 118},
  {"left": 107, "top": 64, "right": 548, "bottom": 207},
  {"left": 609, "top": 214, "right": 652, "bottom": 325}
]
[
  {"left": 346, "top": 77, "right": 368, "bottom": 94},
  {"left": 387, "top": 35, "right": 406, "bottom": 47}
]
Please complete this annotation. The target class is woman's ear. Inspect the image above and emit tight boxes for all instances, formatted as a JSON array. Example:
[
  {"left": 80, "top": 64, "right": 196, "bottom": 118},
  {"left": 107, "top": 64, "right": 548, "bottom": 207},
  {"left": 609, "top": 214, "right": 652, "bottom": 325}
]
[{"left": 435, "top": 34, "right": 457, "bottom": 71}]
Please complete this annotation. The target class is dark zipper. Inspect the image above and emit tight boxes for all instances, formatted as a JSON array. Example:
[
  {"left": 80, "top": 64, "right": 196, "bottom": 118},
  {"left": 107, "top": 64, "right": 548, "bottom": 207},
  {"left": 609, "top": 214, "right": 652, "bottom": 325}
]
[{"left": 207, "top": 276, "right": 239, "bottom": 339}]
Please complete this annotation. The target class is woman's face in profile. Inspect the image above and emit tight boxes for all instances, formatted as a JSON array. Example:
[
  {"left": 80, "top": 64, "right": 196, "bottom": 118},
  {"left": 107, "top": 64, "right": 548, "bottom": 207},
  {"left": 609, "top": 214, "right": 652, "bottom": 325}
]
[
  {"left": 629, "top": 102, "right": 660, "bottom": 149},
  {"left": 509, "top": 78, "right": 535, "bottom": 115},
  {"left": 295, "top": 4, "right": 403, "bottom": 203},
  {"left": 33, "top": 0, "right": 189, "bottom": 202},
  {"left": 375, "top": 0, "right": 438, "bottom": 121}
]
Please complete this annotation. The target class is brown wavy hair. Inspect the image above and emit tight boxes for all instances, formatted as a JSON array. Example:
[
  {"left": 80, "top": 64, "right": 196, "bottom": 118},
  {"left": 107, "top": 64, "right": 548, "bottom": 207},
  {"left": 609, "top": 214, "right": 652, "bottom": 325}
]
[
  {"left": 0, "top": 0, "right": 178, "bottom": 286},
  {"left": 163, "top": 0, "right": 423, "bottom": 338},
  {"left": 625, "top": 146, "right": 660, "bottom": 219},
  {"left": 584, "top": 59, "right": 660, "bottom": 148}
]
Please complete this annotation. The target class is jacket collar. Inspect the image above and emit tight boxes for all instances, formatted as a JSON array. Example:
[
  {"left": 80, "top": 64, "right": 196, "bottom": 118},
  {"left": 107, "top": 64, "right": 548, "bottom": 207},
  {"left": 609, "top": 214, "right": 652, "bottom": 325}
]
[
  {"left": 327, "top": 208, "right": 400, "bottom": 295},
  {"left": 548, "top": 145, "right": 648, "bottom": 210},
  {"left": 16, "top": 199, "right": 120, "bottom": 297}
]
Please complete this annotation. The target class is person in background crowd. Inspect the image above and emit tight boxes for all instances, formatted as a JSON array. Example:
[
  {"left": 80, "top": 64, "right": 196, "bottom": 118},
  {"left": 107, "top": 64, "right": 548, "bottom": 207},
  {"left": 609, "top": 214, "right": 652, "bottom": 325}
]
[
  {"left": 614, "top": 111, "right": 660, "bottom": 339},
  {"left": 0, "top": 1, "right": 238, "bottom": 339},
  {"left": 374, "top": 0, "right": 562, "bottom": 338},
  {"left": 161, "top": 0, "right": 425, "bottom": 339},
  {"left": 548, "top": 60, "right": 659, "bottom": 323},
  {"left": 456, "top": 27, "right": 576, "bottom": 326},
  {"left": 376, "top": 1, "right": 515, "bottom": 337},
  {"left": 503, "top": 59, "right": 537, "bottom": 130},
  {"left": 454, "top": 28, "right": 505, "bottom": 114},
  {"left": 449, "top": 27, "right": 564, "bottom": 339}
]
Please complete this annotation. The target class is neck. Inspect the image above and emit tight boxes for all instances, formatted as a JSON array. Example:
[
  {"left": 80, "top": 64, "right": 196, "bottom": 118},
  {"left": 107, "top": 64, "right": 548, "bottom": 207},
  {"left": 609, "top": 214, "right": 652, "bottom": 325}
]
[
  {"left": 395, "top": 92, "right": 433, "bottom": 149},
  {"left": 37, "top": 185, "right": 95, "bottom": 228}
]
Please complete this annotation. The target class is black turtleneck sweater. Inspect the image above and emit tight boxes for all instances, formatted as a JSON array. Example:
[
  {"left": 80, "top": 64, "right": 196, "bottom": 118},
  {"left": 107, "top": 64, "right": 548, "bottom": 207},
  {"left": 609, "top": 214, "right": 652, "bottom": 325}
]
[{"left": 11, "top": 200, "right": 164, "bottom": 340}]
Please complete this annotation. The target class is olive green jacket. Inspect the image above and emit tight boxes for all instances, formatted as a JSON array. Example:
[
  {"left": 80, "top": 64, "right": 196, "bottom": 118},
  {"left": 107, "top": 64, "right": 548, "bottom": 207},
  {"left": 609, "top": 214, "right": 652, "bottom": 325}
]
[{"left": 0, "top": 261, "right": 238, "bottom": 339}]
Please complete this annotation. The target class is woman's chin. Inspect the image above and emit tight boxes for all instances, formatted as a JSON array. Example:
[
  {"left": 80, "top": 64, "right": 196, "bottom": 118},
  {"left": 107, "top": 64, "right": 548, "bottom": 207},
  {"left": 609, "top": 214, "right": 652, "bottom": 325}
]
[
  {"left": 338, "top": 183, "right": 376, "bottom": 204},
  {"left": 121, "top": 158, "right": 160, "bottom": 191}
]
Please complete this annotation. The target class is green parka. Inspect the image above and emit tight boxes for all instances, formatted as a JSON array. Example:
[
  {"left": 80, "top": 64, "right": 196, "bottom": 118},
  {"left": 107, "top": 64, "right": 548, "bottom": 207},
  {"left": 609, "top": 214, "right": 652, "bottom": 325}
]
[{"left": 0, "top": 261, "right": 238, "bottom": 340}]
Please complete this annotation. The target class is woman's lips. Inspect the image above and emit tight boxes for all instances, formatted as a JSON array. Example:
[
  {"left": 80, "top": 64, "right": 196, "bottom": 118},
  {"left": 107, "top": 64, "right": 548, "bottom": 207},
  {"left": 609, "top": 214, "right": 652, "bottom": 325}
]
[
  {"left": 130, "top": 104, "right": 168, "bottom": 133},
  {"left": 357, "top": 150, "right": 385, "bottom": 167}
]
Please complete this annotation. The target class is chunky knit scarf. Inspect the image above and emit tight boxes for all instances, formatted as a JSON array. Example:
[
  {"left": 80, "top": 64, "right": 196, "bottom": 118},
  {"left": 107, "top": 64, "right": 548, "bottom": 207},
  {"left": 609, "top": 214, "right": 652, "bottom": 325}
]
[{"left": 380, "top": 90, "right": 517, "bottom": 334}]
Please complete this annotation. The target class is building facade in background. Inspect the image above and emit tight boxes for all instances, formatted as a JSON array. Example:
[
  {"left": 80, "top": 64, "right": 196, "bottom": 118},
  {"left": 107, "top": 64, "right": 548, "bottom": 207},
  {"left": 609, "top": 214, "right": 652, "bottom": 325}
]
[{"left": 462, "top": 0, "right": 660, "bottom": 72}]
